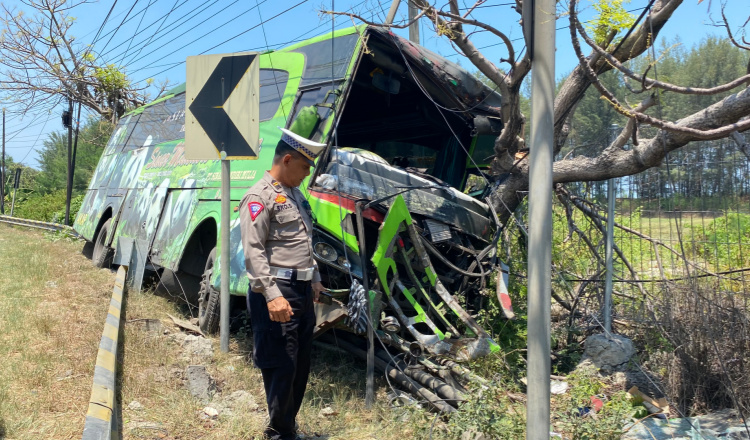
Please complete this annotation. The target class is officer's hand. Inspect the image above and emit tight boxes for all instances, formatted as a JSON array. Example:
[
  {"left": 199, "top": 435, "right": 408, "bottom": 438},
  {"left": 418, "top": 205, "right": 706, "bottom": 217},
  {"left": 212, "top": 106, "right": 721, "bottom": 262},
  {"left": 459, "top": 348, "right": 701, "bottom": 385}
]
[
  {"left": 312, "top": 282, "right": 326, "bottom": 303},
  {"left": 267, "top": 296, "right": 293, "bottom": 322}
]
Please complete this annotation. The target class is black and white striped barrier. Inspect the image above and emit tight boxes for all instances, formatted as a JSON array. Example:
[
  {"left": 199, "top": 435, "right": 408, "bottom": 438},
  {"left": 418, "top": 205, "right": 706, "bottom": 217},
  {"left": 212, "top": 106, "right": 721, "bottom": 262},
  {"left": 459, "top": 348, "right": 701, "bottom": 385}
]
[{"left": 81, "top": 266, "right": 126, "bottom": 440}]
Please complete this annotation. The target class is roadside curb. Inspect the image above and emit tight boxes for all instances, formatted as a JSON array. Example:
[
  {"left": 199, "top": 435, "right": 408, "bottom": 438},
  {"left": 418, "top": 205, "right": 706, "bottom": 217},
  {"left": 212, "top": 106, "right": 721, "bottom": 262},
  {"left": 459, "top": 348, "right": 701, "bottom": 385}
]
[
  {"left": 0, "top": 214, "right": 79, "bottom": 235},
  {"left": 81, "top": 265, "right": 126, "bottom": 440}
]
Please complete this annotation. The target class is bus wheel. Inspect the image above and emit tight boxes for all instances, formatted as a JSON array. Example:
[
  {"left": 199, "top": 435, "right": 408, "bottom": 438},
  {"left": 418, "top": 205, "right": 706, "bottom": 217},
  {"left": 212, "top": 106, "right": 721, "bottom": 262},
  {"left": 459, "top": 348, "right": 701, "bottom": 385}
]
[
  {"left": 198, "top": 248, "right": 220, "bottom": 334},
  {"left": 92, "top": 219, "right": 114, "bottom": 269}
]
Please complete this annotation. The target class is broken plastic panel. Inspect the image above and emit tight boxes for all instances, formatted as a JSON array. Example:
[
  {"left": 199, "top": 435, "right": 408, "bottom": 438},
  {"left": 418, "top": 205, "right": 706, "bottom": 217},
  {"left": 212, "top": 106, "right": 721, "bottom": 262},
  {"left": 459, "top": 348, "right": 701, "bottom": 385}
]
[{"left": 370, "top": 195, "right": 500, "bottom": 361}]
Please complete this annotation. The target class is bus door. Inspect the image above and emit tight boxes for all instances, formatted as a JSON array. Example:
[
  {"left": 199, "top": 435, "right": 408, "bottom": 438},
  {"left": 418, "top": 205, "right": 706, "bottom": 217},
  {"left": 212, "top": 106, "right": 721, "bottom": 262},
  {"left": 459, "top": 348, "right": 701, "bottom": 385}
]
[{"left": 150, "top": 184, "right": 199, "bottom": 271}]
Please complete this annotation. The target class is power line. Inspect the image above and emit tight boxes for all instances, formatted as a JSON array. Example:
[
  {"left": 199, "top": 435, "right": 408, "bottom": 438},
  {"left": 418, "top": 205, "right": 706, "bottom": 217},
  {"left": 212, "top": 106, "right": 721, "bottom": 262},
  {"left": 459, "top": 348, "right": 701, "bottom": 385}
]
[
  {"left": 255, "top": 0, "right": 287, "bottom": 119},
  {"left": 123, "top": 0, "right": 183, "bottom": 66},
  {"left": 129, "top": 0, "right": 272, "bottom": 68},
  {"left": 98, "top": 0, "right": 142, "bottom": 55},
  {"left": 16, "top": 114, "right": 53, "bottom": 165},
  {"left": 92, "top": 0, "right": 170, "bottom": 48},
  {"left": 122, "top": 0, "right": 244, "bottom": 69},
  {"left": 101, "top": 0, "right": 211, "bottom": 62},
  {"left": 119, "top": 0, "right": 157, "bottom": 65},
  {"left": 135, "top": 0, "right": 311, "bottom": 82}
]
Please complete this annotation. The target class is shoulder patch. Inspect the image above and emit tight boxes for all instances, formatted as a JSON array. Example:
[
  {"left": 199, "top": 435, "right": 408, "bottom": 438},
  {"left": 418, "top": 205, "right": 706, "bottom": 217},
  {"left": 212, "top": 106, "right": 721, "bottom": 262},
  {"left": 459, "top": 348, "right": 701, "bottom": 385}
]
[
  {"left": 248, "top": 202, "right": 264, "bottom": 221},
  {"left": 275, "top": 194, "right": 287, "bottom": 204}
]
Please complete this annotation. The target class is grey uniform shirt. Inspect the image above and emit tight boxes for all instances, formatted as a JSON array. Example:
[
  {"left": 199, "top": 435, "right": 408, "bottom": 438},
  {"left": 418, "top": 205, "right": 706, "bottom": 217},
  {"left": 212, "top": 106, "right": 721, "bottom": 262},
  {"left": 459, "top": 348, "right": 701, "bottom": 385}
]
[{"left": 239, "top": 171, "right": 320, "bottom": 302}]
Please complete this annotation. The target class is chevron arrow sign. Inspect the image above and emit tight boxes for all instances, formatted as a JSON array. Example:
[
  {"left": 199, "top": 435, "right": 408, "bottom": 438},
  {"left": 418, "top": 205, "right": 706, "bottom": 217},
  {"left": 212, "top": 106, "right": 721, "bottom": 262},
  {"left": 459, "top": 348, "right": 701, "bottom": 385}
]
[{"left": 185, "top": 52, "right": 260, "bottom": 160}]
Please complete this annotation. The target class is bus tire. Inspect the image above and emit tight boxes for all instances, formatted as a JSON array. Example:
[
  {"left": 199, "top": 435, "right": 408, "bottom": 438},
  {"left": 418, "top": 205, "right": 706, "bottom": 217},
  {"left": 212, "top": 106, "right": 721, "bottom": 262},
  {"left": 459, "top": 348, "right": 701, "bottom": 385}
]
[
  {"left": 198, "top": 248, "right": 220, "bottom": 334},
  {"left": 92, "top": 219, "right": 114, "bottom": 269}
]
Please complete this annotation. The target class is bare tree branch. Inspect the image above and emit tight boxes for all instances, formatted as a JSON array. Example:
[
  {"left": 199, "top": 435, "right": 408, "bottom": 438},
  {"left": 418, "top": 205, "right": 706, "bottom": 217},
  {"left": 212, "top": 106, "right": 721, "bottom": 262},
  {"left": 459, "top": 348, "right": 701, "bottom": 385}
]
[
  {"left": 0, "top": 0, "right": 167, "bottom": 120},
  {"left": 569, "top": 0, "right": 750, "bottom": 140}
]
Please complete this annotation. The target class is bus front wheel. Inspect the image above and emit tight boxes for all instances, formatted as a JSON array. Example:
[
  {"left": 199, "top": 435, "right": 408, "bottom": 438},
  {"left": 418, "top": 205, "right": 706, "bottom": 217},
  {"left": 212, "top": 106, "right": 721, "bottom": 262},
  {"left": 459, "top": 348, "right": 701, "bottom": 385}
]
[
  {"left": 92, "top": 219, "right": 114, "bottom": 269},
  {"left": 198, "top": 248, "right": 220, "bottom": 334}
]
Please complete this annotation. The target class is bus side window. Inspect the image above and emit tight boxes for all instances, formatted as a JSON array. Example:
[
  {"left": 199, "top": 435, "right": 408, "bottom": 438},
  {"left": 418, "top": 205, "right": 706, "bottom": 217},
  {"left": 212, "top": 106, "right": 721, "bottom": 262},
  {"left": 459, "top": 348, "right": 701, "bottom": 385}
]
[
  {"left": 259, "top": 69, "right": 289, "bottom": 121},
  {"left": 104, "top": 115, "right": 136, "bottom": 156},
  {"left": 124, "top": 94, "right": 186, "bottom": 151}
]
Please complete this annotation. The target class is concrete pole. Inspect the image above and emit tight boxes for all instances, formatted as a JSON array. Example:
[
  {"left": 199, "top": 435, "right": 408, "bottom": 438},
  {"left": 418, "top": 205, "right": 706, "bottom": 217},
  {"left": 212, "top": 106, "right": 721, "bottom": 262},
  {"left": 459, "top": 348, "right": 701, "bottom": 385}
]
[
  {"left": 526, "top": 0, "right": 555, "bottom": 437},
  {"left": 408, "top": 1, "right": 420, "bottom": 44},
  {"left": 65, "top": 99, "right": 73, "bottom": 225},
  {"left": 603, "top": 124, "right": 619, "bottom": 333},
  {"left": 385, "top": 0, "right": 401, "bottom": 24}
]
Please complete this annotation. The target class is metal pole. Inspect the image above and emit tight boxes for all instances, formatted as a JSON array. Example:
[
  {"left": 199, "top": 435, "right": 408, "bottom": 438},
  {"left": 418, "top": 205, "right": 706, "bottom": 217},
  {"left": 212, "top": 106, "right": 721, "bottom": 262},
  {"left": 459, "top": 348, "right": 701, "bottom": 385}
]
[
  {"left": 10, "top": 168, "right": 20, "bottom": 216},
  {"left": 408, "top": 1, "right": 420, "bottom": 44},
  {"left": 65, "top": 99, "right": 73, "bottom": 225},
  {"left": 526, "top": 0, "right": 554, "bottom": 436},
  {"left": 220, "top": 76, "right": 231, "bottom": 353},
  {"left": 71, "top": 102, "right": 82, "bottom": 192},
  {"left": 1, "top": 108, "right": 5, "bottom": 215},
  {"left": 603, "top": 124, "right": 618, "bottom": 333},
  {"left": 355, "top": 201, "right": 375, "bottom": 408},
  {"left": 220, "top": 155, "right": 231, "bottom": 352},
  {"left": 10, "top": 186, "right": 17, "bottom": 216},
  {"left": 385, "top": 0, "right": 401, "bottom": 24}
]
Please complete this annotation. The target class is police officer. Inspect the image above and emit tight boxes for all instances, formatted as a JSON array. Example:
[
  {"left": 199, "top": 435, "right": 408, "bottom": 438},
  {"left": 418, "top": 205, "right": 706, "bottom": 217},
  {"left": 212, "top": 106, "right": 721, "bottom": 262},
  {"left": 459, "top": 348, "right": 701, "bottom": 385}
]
[{"left": 239, "top": 126, "right": 326, "bottom": 440}]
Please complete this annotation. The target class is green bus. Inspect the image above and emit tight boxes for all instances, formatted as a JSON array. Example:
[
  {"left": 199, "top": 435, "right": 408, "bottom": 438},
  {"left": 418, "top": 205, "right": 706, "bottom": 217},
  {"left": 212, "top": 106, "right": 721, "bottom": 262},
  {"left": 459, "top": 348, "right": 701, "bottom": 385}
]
[{"left": 75, "top": 25, "right": 510, "bottom": 362}]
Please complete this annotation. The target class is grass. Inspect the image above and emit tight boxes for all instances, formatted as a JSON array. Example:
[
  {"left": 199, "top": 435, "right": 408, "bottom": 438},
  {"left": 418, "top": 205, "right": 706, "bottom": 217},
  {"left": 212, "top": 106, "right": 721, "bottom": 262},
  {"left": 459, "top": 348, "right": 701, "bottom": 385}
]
[
  {"left": 0, "top": 224, "right": 436, "bottom": 440},
  {"left": 121, "top": 289, "right": 432, "bottom": 439},
  {"left": 0, "top": 224, "right": 649, "bottom": 440},
  {"left": 0, "top": 223, "right": 114, "bottom": 439}
]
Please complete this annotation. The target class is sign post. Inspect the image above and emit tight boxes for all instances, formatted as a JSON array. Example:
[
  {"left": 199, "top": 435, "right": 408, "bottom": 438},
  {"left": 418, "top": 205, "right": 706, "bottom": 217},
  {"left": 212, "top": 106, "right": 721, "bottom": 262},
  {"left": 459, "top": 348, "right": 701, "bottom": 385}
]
[
  {"left": 185, "top": 52, "right": 260, "bottom": 352},
  {"left": 10, "top": 167, "right": 21, "bottom": 216}
]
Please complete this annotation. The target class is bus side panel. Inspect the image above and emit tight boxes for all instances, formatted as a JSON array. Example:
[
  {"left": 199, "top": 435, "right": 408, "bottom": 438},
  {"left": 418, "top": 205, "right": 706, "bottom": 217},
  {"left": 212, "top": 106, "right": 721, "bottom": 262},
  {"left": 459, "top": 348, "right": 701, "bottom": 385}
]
[
  {"left": 74, "top": 188, "right": 103, "bottom": 241},
  {"left": 113, "top": 178, "right": 170, "bottom": 247},
  {"left": 151, "top": 185, "right": 200, "bottom": 270},
  {"left": 74, "top": 138, "right": 126, "bottom": 239},
  {"left": 190, "top": 199, "right": 249, "bottom": 297}
]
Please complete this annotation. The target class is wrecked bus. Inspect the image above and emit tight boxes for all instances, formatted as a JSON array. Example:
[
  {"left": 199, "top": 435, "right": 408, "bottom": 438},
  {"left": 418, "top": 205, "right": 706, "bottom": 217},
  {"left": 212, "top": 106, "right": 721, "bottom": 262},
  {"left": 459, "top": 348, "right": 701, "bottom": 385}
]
[{"left": 74, "top": 25, "right": 510, "bottom": 374}]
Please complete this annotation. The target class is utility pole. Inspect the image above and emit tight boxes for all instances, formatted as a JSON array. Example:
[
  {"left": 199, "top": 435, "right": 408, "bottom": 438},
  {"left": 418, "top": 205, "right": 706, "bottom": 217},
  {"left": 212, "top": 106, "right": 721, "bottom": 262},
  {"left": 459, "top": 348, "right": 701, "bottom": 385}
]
[
  {"left": 71, "top": 102, "right": 82, "bottom": 196},
  {"left": 385, "top": 0, "right": 400, "bottom": 24},
  {"left": 408, "top": 1, "right": 420, "bottom": 44},
  {"left": 1, "top": 108, "right": 5, "bottom": 215},
  {"left": 603, "top": 123, "right": 619, "bottom": 333},
  {"left": 64, "top": 98, "right": 73, "bottom": 225},
  {"left": 526, "top": 0, "right": 555, "bottom": 437}
]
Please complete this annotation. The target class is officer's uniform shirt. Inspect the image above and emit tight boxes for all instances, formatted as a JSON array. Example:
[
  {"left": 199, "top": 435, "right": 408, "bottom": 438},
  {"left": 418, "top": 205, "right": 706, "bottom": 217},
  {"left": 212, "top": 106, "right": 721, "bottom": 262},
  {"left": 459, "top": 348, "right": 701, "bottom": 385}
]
[{"left": 239, "top": 171, "right": 320, "bottom": 302}]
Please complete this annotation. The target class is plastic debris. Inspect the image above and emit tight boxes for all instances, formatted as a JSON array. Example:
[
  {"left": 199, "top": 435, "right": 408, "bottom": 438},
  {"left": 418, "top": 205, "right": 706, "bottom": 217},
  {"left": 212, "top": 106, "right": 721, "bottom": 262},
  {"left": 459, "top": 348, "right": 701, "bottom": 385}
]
[
  {"left": 550, "top": 379, "right": 568, "bottom": 395},
  {"left": 628, "top": 386, "right": 669, "bottom": 416},
  {"left": 623, "top": 408, "right": 750, "bottom": 439}
]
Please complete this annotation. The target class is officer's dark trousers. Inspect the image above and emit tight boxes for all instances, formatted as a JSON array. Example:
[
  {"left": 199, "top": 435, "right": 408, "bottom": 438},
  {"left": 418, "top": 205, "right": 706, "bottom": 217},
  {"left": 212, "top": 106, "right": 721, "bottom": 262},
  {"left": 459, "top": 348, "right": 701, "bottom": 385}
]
[{"left": 248, "top": 279, "right": 314, "bottom": 440}]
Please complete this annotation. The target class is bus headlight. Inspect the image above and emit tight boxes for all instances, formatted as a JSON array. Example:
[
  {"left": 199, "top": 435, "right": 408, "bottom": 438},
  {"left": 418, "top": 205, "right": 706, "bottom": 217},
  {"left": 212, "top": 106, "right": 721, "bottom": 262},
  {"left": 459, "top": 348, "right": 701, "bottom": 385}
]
[
  {"left": 337, "top": 255, "right": 351, "bottom": 269},
  {"left": 314, "top": 242, "right": 338, "bottom": 262}
]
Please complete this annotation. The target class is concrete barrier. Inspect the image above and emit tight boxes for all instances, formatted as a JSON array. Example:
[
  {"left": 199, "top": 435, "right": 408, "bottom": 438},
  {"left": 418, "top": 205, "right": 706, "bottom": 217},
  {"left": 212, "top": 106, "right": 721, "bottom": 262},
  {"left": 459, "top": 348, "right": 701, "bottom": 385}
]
[{"left": 81, "top": 266, "right": 126, "bottom": 440}]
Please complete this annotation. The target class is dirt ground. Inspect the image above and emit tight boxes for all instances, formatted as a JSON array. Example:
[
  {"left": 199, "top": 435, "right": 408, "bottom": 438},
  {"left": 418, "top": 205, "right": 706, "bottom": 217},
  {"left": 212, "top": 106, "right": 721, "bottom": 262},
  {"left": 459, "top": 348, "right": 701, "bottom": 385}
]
[{"left": 0, "top": 224, "right": 425, "bottom": 440}]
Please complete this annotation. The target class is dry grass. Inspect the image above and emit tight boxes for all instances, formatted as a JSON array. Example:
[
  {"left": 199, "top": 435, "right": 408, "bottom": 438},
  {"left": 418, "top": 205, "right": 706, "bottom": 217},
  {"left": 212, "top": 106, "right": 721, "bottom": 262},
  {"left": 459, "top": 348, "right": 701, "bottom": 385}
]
[
  {"left": 0, "top": 223, "right": 114, "bottom": 439},
  {"left": 0, "top": 223, "right": 432, "bottom": 439},
  {"left": 122, "top": 287, "right": 430, "bottom": 439}
]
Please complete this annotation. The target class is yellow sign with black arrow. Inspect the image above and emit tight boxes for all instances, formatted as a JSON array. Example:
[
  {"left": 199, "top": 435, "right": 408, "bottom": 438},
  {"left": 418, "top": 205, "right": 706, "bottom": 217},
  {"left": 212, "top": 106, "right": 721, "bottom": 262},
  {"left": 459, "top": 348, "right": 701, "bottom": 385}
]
[{"left": 185, "top": 52, "right": 260, "bottom": 160}]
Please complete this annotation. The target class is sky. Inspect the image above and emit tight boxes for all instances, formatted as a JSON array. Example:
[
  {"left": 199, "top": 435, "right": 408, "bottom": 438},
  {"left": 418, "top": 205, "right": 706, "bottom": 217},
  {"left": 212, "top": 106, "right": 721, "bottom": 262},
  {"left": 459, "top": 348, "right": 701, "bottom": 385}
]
[{"left": 1, "top": 0, "right": 748, "bottom": 169}]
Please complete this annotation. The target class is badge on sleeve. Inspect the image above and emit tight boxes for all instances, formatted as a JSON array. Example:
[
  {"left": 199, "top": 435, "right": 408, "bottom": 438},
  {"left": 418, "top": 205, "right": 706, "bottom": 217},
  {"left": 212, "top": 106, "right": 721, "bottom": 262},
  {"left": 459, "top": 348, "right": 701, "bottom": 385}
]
[
  {"left": 248, "top": 202, "right": 264, "bottom": 221},
  {"left": 275, "top": 194, "right": 287, "bottom": 204}
]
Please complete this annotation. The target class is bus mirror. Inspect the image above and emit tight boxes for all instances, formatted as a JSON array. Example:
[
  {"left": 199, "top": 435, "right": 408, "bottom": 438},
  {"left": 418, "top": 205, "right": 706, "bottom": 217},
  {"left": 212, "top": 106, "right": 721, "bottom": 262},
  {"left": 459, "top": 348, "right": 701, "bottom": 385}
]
[{"left": 473, "top": 115, "right": 503, "bottom": 135}]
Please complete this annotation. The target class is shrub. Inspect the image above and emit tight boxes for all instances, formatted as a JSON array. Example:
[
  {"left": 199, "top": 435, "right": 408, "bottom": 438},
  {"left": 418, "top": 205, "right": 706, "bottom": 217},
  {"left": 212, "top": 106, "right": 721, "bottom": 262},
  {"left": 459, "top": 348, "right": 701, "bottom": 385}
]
[{"left": 12, "top": 190, "right": 83, "bottom": 225}]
